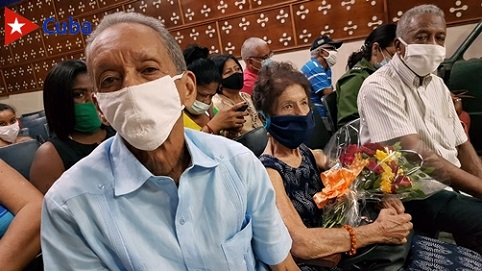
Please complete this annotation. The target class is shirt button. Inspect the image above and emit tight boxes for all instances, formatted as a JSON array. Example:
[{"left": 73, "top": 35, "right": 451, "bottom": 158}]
[
  {"left": 179, "top": 217, "right": 186, "bottom": 225},
  {"left": 97, "top": 184, "right": 105, "bottom": 190}
]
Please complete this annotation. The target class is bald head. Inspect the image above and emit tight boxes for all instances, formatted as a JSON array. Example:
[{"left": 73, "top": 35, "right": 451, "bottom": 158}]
[
  {"left": 241, "top": 37, "right": 269, "bottom": 61},
  {"left": 85, "top": 12, "right": 186, "bottom": 74}
]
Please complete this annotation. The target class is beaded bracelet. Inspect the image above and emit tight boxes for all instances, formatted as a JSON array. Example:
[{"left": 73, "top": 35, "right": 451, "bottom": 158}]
[{"left": 342, "top": 224, "right": 357, "bottom": 256}]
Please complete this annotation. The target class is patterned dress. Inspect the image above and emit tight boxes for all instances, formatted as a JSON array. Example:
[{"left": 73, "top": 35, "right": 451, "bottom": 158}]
[{"left": 260, "top": 144, "right": 482, "bottom": 271}]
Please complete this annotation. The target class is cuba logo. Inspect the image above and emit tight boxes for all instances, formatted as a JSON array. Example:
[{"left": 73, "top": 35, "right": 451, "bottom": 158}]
[{"left": 43, "top": 17, "right": 92, "bottom": 35}]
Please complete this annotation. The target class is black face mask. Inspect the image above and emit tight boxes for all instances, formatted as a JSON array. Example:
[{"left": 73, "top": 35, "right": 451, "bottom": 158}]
[
  {"left": 222, "top": 72, "right": 244, "bottom": 91},
  {"left": 267, "top": 111, "right": 315, "bottom": 149}
]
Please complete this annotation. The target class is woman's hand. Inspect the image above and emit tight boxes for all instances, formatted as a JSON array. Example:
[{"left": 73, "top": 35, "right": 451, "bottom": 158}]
[
  {"left": 372, "top": 208, "right": 412, "bottom": 245},
  {"left": 379, "top": 196, "right": 405, "bottom": 214},
  {"left": 207, "top": 102, "right": 248, "bottom": 133}
]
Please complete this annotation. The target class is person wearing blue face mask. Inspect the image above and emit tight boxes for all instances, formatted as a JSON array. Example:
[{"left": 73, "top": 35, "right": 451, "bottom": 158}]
[
  {"left": 30, "top": 60, "right": 116, "bottom": 194},
  {"left": 336, "top": 23, "right": 396, "bottom": 129},
  {"left": 254, "top": 61, "right": 482, "bottom": 271}
]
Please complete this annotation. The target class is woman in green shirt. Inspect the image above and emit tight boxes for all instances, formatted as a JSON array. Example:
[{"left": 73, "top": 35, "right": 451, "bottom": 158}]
[{"left": 336, "top": 24, "right": 397, "bottom": 129}]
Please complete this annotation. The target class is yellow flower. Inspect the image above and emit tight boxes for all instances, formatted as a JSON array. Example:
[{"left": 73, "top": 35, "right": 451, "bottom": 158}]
[
  {"left": 380, "top": 162, "right": 395, "bottom": 194},
  {"left": 374, "top": 149, "right": 390, "bottom": 162}
]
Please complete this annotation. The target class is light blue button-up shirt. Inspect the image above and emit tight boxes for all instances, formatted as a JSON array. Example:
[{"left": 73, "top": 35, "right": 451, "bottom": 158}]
[{"left": 41, "top": 129, "right": 292, "bottom": 270}]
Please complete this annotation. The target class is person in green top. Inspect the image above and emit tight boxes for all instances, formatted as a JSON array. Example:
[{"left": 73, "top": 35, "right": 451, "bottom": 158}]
[
  {"left": 336, "top": 23, "right": 397, "bottom": 129},
  {"left": 182, "top": 45, "right": 247, "bottom": 137}
]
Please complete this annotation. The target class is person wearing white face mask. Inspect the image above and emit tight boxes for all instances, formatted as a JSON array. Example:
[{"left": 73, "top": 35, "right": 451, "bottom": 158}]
[
  {"left": 358, "top": 4, "right": 482, "bottom": 255},
  {"left": 0, "top": 104, "right": 32, "bottom": 147},
  {"left": 40, "top": 12, "right": 300, "bottom": 271},
  {"left": 182, "top": 44, "right": 248, "bottom": 138},
  {"left": 301, "top": 35, "right": 343, "bottom": 121},
  {"left": 336, "top": 23, "right": 397, "bottom": 129}
]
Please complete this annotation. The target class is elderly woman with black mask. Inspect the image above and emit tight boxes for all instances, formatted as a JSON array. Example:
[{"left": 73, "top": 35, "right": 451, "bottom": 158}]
[{"left": 253, "top": 61, "right": 482, "bottom": 271}]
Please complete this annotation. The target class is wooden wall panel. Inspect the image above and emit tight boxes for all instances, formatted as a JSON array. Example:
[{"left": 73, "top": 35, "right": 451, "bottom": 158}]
[
  {"left": 219, "top": 7, "right": 295, "bottom": 55},
  {"left": 179, "top": 0, "right": 250, "bottom": 24},
  {"left": 124, "top": 0, "right": 181, "bottom": 28},
  {"left": 293, "top": 0, "right": 385, "bottom": 48},
  {"left": 173, "top": 22, "right": 221, "bottom": 54},
  {"left": 387, "top": 0, "right": 482, "bottom": 24},
  {"left": 1, "top": 0, "right": 481, "bottom": 96}
]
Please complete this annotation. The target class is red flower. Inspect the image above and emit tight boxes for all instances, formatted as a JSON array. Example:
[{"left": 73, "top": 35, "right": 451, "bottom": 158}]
[
  {"left": 366, "top": 158, "right": 383, "bottom": 175},
  {"left": 360, "top": 143, "right": 385, "bottom": 156},
  {"left": 391, "top": 175, "right": 412, "bottom": 193},
  {"left": 340, "top": 144, "right": 359, "bottom": 166}
]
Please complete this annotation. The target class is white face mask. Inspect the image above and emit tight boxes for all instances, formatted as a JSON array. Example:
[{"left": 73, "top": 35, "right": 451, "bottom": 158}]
[
  {"left": 95, "top": 74, "right": 184, "bottom": 151},
  {"left": 186, "top": 99, "right": 211, "bottom": 115},
  {"left": 0, "top": 122, "right": 20, "bottom": 143},
  {"left": 323, "top": 50, "right": 338, "bottom": 67},
  {"left": 399, "top": 38, "right": 446, "bottom": 76}
]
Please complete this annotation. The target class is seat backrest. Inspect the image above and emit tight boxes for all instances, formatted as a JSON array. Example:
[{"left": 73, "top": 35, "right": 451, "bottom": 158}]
[
  {"left": 21, "top": 116, "right": 49, "bottom": 143},
  {"left": 19, "top": 110, "right": 45, "bottom": 123},
  {"left": 303, "top": 108, "right": 332, "bottom": 150},
  {"left": 322, "top": 91, "right": 338, "bottom": 132},
  {"left": 0, "top": 140, "right": 41, "bottom": 180},
  {"left": 234, "top": 126, "right": 269, "bottom": 157}
]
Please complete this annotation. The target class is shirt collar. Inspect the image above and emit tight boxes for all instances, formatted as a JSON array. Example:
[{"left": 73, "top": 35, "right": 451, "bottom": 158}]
[
  {"left": 111, "top": 131, "right": 219, "bottom": 196},
  {"left": 392, "top": 53, "right": 433, "bottom": 88}
]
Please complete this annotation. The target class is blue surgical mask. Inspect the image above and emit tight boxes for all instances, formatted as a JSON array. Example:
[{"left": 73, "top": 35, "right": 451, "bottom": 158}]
[
  {"left": 264, "top": 111, "right": 315, "bottom": 149},
  {"left": 261, "top": 58, "right": 273, "bottom": 67},
  {"left": 374, "top": 48, "right": 391, "bottom": 69}
]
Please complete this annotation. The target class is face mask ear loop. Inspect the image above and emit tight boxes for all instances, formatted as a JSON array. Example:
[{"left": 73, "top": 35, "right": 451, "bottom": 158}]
[
  {"left": 172, "top": 72, "right": 185, "bottom": 81},
  {"left": 259, "top": 111, "right": 271, "bottom": 130}
]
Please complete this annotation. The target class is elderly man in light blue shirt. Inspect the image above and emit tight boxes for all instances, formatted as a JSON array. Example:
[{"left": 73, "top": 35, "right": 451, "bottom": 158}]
[{"left": 41, "top": 11, "right": 299, "bottom": 271}]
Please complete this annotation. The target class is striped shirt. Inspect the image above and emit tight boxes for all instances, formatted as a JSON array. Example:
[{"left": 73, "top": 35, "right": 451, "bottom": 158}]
[
  {"left": 301, "top": 58, "right": 332, "bottom": 104},
  {"left": 357, "top": 53, "right": 467, "bottom": 167}
]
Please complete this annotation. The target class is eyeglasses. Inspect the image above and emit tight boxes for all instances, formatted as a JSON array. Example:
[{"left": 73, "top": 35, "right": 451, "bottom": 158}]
[{"left": 250, "top": 51, "right": 274, "bottom": 61}]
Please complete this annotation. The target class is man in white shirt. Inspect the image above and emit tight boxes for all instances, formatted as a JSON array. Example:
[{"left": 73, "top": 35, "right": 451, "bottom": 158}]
[{"left": 358, "top": 4, "right": 482, "bottom": 254}]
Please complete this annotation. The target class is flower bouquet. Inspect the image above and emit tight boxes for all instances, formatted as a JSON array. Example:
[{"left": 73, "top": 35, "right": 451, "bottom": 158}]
[{"left": 314, "top": 119, "right": 446, "bottom": 228}]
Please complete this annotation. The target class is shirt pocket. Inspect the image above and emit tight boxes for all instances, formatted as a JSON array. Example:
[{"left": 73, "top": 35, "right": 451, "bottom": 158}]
[
  {"left": 221, "top": 215, "right": 255, "bottom": 271},
  {"left": 433, "top": 115, "right": 457, "bottom": 148}
]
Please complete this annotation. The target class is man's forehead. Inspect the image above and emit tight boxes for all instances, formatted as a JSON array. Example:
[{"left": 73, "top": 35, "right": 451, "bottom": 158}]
[{"left": 409, "top": 13, "right": 446, "bottom": 31}]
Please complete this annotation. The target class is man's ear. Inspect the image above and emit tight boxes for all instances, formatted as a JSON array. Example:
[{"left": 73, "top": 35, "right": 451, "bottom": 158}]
[
  {"left": 181, "top": 70, "right": 197, "bottom": 108},
  {"left": 394, "top": 38, "right": 402, "bottom": 53}
]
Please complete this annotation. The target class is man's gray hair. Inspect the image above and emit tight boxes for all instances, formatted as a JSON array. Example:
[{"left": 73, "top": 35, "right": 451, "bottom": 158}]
[
  {"left": 85, "top": 12, "right": 186, "bottom": 73},
  {"left": 396, "top": 4, "right": 445, "bottom": 39},
  {"left": 241, "top": 37, "right": 267, "bottom": 61}
]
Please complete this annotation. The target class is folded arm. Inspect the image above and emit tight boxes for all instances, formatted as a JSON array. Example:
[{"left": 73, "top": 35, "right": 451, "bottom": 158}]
[{"left": 0, "top": 159, "right": 43, "bottom": 271}]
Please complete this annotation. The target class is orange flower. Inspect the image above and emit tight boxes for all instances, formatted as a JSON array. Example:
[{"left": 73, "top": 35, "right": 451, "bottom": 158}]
[{"left": 313, "top": 159, "right": 368, "bottom": 209}]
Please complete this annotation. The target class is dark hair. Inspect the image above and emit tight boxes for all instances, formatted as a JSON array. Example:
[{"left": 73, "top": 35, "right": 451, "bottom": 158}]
[
  {"left": 347, "top": 24, "right": 397, "bottom": 69},
  {"left": 183, "top": 44, "right": 221, "bottom": 87},
  {"left": 43, "top": 60, "right": 87, "bottom": 140},
  {"left": 252, "top": 61, "right": 311, "bottom": 116},
  {"left": 0, "top": 103, "right": 16, "bottom": 114},
  {"left": 210, "top": 54, "right": 243, "bottom": 93}
]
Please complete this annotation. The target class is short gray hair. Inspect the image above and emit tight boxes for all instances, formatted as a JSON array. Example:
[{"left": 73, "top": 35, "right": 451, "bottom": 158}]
[
  {"left": 396, "top": 4, "right": 445, "bottom": 39},
  {"left": 85, "top": 12, "right": 186, "bottom": 73},
  {"left": 241, "top": 37, "right": 267, "bottom": 61}
]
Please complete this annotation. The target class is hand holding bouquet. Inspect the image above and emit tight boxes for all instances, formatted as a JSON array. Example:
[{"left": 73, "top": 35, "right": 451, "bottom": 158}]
[{"left": 314, "top": 119, "right": 446, "bottom": 228}]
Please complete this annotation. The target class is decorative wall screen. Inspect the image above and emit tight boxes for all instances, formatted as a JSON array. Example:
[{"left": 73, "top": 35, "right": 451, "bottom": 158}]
[{"left": 1, "top": 0, "right": 481, "bottom": 96}]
